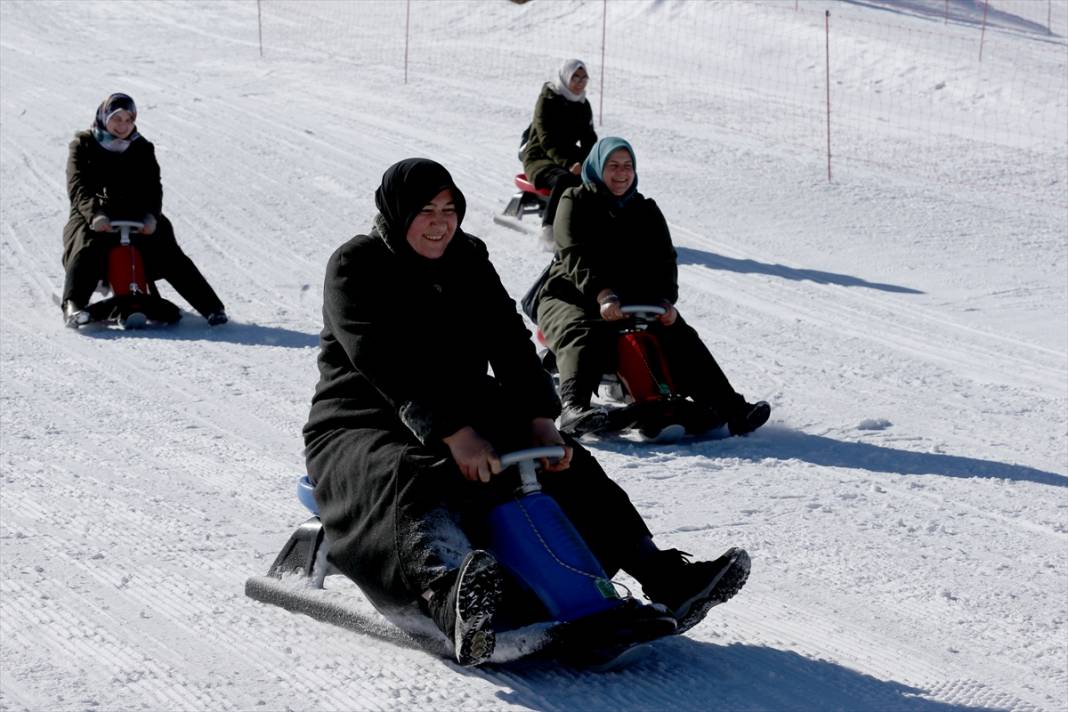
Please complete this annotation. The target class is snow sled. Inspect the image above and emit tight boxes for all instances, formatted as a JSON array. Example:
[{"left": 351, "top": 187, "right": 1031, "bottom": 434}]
[
  {"left": 540, "top": 305, "right": 728, "bottom": 443},
  {"left": 245, "top": 447, "right": 678, "bottom": 669},
  {"left": 63, "top": 220, "right": 181, "bottom": 329},
  {"left": 492, "top": 174, "right": 550, "bottom": 234}
]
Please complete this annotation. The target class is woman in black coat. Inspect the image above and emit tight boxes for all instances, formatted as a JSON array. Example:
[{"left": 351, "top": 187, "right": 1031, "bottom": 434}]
[
  {"left": 62, "top": 93, "right": 226, "bottom": 327},
  {"left": 520, "top": 58, "right": 598, "bottom": 246},
  {"left": 536, "top": 137, "right": 771, "bottom": 437},
  {"left": 302, "top": 158, "right": 750, "bottom": 666}
]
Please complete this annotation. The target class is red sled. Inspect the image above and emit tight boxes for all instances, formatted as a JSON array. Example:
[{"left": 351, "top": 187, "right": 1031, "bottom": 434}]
[
  {"left": 83, "top": 220, "right": 180, "bottom": 329},
  {"left": 493, "top": 173, "right": 552, "bottom": 233},
  {"left": 538, "top": 305, "right": 726, "bottom": 442}
]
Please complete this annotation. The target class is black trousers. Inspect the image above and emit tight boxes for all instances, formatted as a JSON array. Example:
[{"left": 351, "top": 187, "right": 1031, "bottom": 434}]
[
  {"left": 61, "top": 215, "right": 224, "bottom": 316},
  {"left": 305, "top": 410, "right": 651, "bottom": 611}
]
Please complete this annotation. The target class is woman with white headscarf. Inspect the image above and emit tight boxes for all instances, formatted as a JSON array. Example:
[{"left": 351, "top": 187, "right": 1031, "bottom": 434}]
[{"left": 520, "top": 59, "right": 598, "bottom": 246}]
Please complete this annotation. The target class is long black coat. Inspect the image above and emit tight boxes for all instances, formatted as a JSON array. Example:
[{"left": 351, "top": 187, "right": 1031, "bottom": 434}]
[
  {"left": 521, "top": 84, "right": 597, "bottom": 186},
  {"left": 303, "top": 217, "right": 567, "bottom": 608},
  {"left": 303, "top": 212, "right": 654, "bottom": 611}
]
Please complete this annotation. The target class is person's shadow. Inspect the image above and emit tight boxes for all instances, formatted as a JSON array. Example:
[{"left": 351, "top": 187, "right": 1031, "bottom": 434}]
[
  {"left": 595, "top": 425, "right": 1066, "bottom": 488},
  {"left": 676, "top": 246, "right": 924, "bottom": 294},
  {"left": 478, "top": 637, "right": 1006, "bottom": 711},
  {"left": 82, "top": 316, "right": 320, "bottom": 348}
]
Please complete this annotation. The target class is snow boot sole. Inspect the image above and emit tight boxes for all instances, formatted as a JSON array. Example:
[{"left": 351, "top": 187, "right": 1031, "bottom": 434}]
[
  {"left": 452, "top": 550, "right": 502, "bottom": 666},
  {"left": 674, "top": 548, "right": 750, "bottom": 635}
]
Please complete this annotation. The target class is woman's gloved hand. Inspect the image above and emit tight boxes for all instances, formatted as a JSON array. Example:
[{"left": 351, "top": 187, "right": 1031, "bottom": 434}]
[{"left": 90, "top": 214, "right": 112, "bottom": 232}]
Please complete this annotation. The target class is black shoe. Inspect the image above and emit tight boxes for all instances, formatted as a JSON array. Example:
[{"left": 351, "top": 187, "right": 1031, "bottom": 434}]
[
  {"left": 639, "top": 548, "right": 751, "bottom": 634},
  {"left": 206, "top": 310, "right": 228, "bottom": 326},
  {"left": 427, "top": 550, "right": 502, "bottom": 666},
  {"left": 728, "top": 400, "right": 770, "bottom": 436},
  {"left": 557, "top": 403, "right": 609, "bottom": 436},
  {"left": 63, "top": 300, "right": 90, "bottom": 329}
]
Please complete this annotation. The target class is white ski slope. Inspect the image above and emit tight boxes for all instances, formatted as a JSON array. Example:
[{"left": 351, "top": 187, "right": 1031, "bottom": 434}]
[{"left": 1, "top": 1, "right": 1065, "bottom": 710}]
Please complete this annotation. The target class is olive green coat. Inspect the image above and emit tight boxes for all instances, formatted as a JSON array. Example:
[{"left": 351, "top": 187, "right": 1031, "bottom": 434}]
[{"left": 520, "top": 84, "right": 597, "bottom": 186}]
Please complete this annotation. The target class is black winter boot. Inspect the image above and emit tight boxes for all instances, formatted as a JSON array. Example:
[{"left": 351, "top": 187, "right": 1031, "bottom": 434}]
[
  {"left": 728, "top": 400, "right": 771, "bottom": 436},
  {"left": 63, "top": 300, "right": 90, "bottom": 329},
  {"left": 425, "top": 550, "right": 503, "bottom": 666},
  {"left": 557, "top": 378, "right": 609, "bottom": 436},
  {"left": 637, "top": 548, "right": 750, "bottom": 634},
  {"left": 558, "top": 402, "right": 609, "bottom": 436}
]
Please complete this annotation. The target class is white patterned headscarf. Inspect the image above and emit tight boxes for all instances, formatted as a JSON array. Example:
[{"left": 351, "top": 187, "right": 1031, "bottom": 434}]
[
  {"left": 552, "top": 58, "right": 588, "bottom": 103},
  {"left": 90, "top": 92, "right": 141, "bottom": 153}
]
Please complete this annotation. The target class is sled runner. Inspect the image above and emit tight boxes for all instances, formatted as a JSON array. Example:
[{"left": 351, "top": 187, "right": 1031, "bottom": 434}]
[
  {"left": 539, "top": 306, "right": 728, "bottom": 443},
  {"left": 245, "top": 447, "right": 677, "bottom": 669},
  {"left": 492, "top": 174, "right": 550, "bottom": 234},
  {"left": 58, "top": 220, "right": 181, "bottom": 329}
]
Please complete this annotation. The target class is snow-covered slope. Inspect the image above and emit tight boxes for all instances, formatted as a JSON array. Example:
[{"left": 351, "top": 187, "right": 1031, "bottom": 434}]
[{"left": 1, "top": 1, "right": 1065, "bottom": 710}]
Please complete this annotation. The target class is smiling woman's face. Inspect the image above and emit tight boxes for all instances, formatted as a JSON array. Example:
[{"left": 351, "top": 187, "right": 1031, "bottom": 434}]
[
  {"left": 105, "top": 110, "right": 135, "bottom": 139},
  {"left": 405, "top": 189, "right": 457, "bottom": 259},
  {"left": 602, "top": 148, "right": 635, "bottom": 196}
]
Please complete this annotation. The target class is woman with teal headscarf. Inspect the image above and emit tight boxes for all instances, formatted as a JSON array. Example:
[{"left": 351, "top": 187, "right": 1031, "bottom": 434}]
[{"left": 534, "top": 137, "right": 770, "bottom": 438}]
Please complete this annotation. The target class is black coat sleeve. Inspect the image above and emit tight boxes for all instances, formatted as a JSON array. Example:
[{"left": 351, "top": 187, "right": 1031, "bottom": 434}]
[
  {"left": 469, "top": 240, "right": 562, "bottom": 422},
  {"left": 67, "top": 136, "right": 102, "bottom": 224}
]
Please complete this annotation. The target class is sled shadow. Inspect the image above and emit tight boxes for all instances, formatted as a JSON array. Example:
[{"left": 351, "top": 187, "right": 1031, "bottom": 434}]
[
  {"left": 83, "top": 317, "right": 319, "bottom": 349},
  {"left": 485, "top": 639, "right": 1002, "bottom": 711},
  {"left": 594, "top": 425, "right": 1065, "bottom": 488},
  {"left": 750, "top": 426, "right": 1066, "bottom": 487},
  {"left": 675, "top": 246, "right": 924, "bottom": 294}
]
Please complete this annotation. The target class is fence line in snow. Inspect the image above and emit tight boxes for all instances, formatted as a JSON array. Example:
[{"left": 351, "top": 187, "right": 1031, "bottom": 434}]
[{"left": 253, "top": 0, "right": 1067, "bottom": 196}]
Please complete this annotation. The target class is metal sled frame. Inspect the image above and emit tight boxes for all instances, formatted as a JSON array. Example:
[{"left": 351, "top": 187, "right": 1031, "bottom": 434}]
[
  {"left": 245, "top": 468, "right": 674, "bottom": 668},
  {"left": 501, "top": 174, "right": 550, "bottom": 222}
]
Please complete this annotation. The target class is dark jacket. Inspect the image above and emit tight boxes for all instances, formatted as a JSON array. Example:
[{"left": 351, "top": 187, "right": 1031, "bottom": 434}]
[
  {"left": 301, "top": 212, "right": 563, "bottom": 608},
  {"left": 304, "top": 217, "right": 561, "bottom": 449},
  {"left": 521, "top": 84, "right": 597, "bottom": 185},
  {"left": 540, "top": 184, "right": 678, "bottom": 315},
  {"left": 63, "top": 130, "right": 162, "bottom": 260}
]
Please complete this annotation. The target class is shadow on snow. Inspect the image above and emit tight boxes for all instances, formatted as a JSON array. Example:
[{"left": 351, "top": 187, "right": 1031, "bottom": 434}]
[
  {"left": 675, "top": 246, "right": 924, "bottom": 294},
  {"left": 593, "top": 425, "right": 1066, "bottom": 487},
  {"left": 80, "top": 316, "right": 320, "bottom": 349},
  {"left": 480, "top": 639, "right": 1004, "bottom": 712}
]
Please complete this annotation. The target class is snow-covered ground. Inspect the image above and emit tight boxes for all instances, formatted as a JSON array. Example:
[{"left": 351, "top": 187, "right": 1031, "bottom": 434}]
[{"left": 1, "top": 1, "right": 1065, "bottom": 710}]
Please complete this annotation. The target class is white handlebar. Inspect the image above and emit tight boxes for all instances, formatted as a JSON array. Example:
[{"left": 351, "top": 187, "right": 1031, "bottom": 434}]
[
  {"left": 499, "top": 447, "right": 567, "bottom": 495},
  {"left": 109, "top": 220, "right": 145, "bottom": 246},
  {"left": 499, "top": 447, "right": 567, "bottom": 468},
  {"left": 620, "top": 304, "right": 667, "bottom": 317}
]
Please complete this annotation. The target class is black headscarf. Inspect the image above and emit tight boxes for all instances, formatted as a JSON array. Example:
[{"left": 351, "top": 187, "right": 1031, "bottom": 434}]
[{"left": 373, "top": 158, "right": 467, "bottom": 254}]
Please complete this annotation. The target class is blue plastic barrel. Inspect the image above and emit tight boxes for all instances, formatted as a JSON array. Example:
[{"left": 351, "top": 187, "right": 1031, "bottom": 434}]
[{"left": 488, "top": 449, "right": 621, "bottom": 622}]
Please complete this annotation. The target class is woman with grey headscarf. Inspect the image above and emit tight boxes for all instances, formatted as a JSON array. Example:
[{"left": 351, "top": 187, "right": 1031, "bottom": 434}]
[
  {"left": 520, "top": 59, "right": 598, "bottom": 247},
  {"left": 61, "top": 92, "right": 226, "bottom": 328}
]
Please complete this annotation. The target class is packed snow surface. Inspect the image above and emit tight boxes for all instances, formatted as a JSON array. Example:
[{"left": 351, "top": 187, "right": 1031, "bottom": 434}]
[{"left": 1, "top": 1, "right": 1065, "bottom": 710}]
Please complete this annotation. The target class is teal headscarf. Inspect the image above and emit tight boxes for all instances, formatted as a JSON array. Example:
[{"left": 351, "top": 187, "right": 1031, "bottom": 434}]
[{"left": 580, "top": 136, "right": 638, "bottom": 205}]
